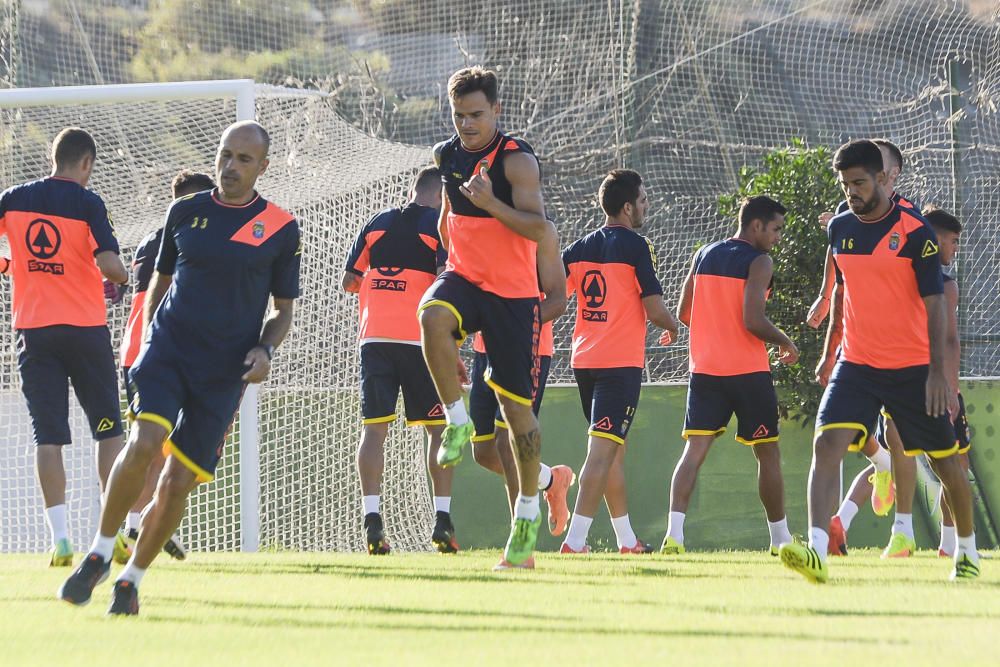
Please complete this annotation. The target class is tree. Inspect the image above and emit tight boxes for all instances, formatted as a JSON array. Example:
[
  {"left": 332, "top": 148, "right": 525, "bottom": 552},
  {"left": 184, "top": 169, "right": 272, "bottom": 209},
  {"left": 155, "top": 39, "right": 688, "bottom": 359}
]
[{"left": 718, "top": 138, "right": 842, "bottom": 423}]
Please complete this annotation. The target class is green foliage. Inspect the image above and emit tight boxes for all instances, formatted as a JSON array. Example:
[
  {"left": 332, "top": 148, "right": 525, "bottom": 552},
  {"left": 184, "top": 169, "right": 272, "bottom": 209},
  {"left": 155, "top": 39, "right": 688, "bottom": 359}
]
[{"left": 718, "top": 138, "right": 842, "bottom": 423}]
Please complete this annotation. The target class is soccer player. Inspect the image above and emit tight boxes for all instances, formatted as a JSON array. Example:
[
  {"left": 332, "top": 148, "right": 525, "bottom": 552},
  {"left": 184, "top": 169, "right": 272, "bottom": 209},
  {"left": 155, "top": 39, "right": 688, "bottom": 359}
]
[
  {"left": 59, "top": 120, "right": 301, "bottom": 614},
  {"left": 418, "top": 66, "right": 551, "bottom": 566},
  {"left": 780, "top": 140, "right": 979, "bottom": 583},
  {"left": 661, "top": 196, "right": 798, "bottom": 555},
  {"left": 0, "top": 127, "right": 130, "bottom": 567},
  {"left": 118, "top": 169, "right": 215, "bottom": 561},
  {"left": 559, "top": 169, "right": 678, "bottom": 555},
  {"left": 342, "top": 166, "right": 458, "bottom": 555}
]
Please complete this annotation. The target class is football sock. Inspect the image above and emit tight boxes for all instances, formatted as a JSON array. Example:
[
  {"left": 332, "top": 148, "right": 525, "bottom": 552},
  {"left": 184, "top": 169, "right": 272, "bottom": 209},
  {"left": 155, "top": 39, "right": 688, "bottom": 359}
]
[
  {"left": 45, "top": 504, "right": 67, "bottom": 545},
  {"left": 836, "top": 499, "right": 859, "bottom": 531},
  {"left": 90, "top": 533, "right": 117, "bottom": 563},
  {"left": 892, "top": 512, "right": 914, "bottom": 538},
  {"left": 537, "top": 463, "right": 553, "bottom": 491},
  {"left": 956, "top": 533, "right": 978, "bottom": 561},
  {"left": 611, "top": 514, "right": 638, "bottom": 549},
  {"left": 867, "top": 446, "right": 891, "bottom": 473},
  {"left": 809, "top": 527, "right": 829, "bottom": 562},
  {"left": 362, "top": 495, "right": 380, "bottom": 516},
  {"left": 433, "top": 496, "right": 451, "bottom": 513},
  {"left": 667, "top": 511, "right": 685, "bottom": 545},
  {"left": 125, "top": 511, "right": 141, "bottom": 532},
  {"left": 767, "top": 517, "right": 792, "bottom": 547},
  {"left": 514, "top": 493, "right": 540, "bottom": 521},
  {"left": 444, "top": 398, "right": 469, "bottom": 426},
  {"left": 564, "top": 514, "right": 593, "bottom": 551},
  {"left": 939, "top": 524, "right": 957, "bottom": 555},
  {"left": 117, "top": 560, "right": 146, "bottom": 588}
]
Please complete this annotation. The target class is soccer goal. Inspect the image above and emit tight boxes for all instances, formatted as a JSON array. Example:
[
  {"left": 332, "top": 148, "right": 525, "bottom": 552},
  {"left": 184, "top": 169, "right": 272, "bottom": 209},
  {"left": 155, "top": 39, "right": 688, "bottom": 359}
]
[{"left": 0, "top": 80, "right": 436, "bottom": 553}]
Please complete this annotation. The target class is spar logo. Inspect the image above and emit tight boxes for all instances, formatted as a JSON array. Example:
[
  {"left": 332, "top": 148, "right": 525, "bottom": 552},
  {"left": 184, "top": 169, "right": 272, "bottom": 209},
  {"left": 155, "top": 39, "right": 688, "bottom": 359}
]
[
  {"left": 581, "top": 269, "right": 607, "bottom": 322},
  {"left": 372, "top": 266, "right": 406, "bottom": 291},
  {"left": 25, "top": 218, "right": 64, "bottom": 274}
]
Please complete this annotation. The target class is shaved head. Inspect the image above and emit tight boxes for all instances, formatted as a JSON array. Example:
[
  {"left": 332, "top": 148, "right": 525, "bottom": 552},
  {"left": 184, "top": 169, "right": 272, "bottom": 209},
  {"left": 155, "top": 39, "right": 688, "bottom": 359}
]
[{"left": 221, "top": 120, "right": 270, "bottom": 157}]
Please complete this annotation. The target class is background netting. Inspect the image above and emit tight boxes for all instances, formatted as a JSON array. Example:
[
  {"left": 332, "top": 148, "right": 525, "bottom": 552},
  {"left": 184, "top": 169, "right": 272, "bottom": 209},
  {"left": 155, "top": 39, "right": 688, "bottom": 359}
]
[{"left": 1, "top": 0, "right": 998, "bottom": 552}]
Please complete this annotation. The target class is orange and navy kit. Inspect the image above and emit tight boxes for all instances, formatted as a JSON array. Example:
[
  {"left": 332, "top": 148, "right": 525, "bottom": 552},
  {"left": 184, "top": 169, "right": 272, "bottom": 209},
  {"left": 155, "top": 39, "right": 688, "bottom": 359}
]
[
  {"left": 419, "top": 130, "right": 540, "bottom": 405},
  {"left": 345, "top": 203, "right": 445, "bottom": 426},
  {"left": 817, "top": 201, "right": 957, "bottom": 458},
  {"left": 120, "top": 227, "right": 162, "bottom": 406},
  {"left": 683, "top": 238, "right": 779, "bottom": 445},
  {"left": 129, "top": 190, "right": 300, "bottom": 482},
  {"left": 563, "top": 225, "right": 662, "bottom": 445},
  {"left": 0, "top": 177, "right": 123, "bottom": 445}
]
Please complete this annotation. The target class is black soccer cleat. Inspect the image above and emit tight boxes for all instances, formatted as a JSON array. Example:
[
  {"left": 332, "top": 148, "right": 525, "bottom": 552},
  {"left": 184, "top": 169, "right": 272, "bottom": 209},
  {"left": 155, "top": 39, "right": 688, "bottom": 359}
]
[
  {"left": 364, "top": 513, "right": 390, "bottom": 555},
  {"left": 58, "top": 552, "right": 110, "bottom": 606},
  {"left": 107, "top": 580, "right": 139, "bottom": 616},
  {"left": 127, "top": 527, "right": 187, "bottom": 561},
  {"left": 431, "top": 511, "right": 460, "bottom": 554}
]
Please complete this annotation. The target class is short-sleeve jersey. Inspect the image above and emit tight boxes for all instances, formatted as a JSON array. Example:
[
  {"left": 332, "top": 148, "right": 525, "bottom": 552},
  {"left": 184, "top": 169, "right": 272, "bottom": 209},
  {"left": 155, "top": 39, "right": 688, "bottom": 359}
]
[
  {"left": 828, "top": 201, "right": 942, "bottom": 369},
  {"left": 345, "top": 203, "right": 444, "bottom": 345},
  {"left": 0, "top": 177, "right": 120, "bottom": 329},
  {"left": 150, "top": 190, "right": 300, "bottom": 378},
  {"left": 562, "top": 225, "right": 662, "bottom": 369},
  {"left": 687, "top": 239, "right": 772, "bottom": 376},
  {"left": 120, "top": 227, "right": 162, "bottom": 367},
  {"left": 835, "top": 191, "right": 917, "bottom": 216},
  {"left": 435, "top": 130, "right": 539, "bottom": 299}
]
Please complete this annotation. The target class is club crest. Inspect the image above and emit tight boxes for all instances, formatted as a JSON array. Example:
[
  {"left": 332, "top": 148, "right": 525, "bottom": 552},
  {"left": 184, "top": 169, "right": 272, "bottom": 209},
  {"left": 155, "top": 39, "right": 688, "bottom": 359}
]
[
  {"left": 252, "top": 220, "right": 265, "bottom": 239},
  {"left": 888, "top": 232, "right": 900, "bottom": 251}
]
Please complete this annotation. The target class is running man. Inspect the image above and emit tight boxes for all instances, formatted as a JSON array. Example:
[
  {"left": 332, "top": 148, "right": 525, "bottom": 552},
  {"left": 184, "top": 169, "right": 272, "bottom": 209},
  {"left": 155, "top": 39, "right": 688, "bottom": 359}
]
[{"left": 661, "top": 195, "right": 797, "bottom": 555}]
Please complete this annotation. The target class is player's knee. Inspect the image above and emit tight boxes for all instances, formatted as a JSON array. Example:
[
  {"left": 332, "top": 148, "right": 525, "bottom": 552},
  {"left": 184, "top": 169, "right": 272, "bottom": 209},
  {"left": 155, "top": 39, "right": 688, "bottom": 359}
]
[
  {"left": 752, "top": 442, "right": 780, "bottom": 464},
  {"left": 158, "top": 464, "right": 197, "bottom": 502},
  {"left": 471, "top": 440, "right": 496, "bottom": 467},
  {"left": 419, "top": 306, "right": 456, "bottom": 336}
]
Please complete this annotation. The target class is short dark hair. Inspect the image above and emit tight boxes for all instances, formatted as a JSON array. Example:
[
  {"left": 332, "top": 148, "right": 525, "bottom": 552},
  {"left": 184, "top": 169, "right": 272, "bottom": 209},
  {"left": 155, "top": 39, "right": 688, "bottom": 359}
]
[
  {"left": 832, "top": 139, "right": 884, "bottom": 175},
  {"left": 172, "top": 170, "right": 214, "bottom": 198},
  {"left": 739, "top": 195, "right": 787, "bottom": 229},
  {"left": 448, "top": 66, "right": 499, "bottom": 104},
  {"left": 413, "top": 165, "right": 441, "bottom": 194},
  {"left": 921, "top": 205, "right": 962, "bottom": 234},
  {"left": 873, "top": 138, "right": 904, "bottom": 173},
  {"left": 52, "top": 127, "right": 97, "bottom": 168},
  {"left": 598, "top": 169, "right": 643, "bottom": 217}
]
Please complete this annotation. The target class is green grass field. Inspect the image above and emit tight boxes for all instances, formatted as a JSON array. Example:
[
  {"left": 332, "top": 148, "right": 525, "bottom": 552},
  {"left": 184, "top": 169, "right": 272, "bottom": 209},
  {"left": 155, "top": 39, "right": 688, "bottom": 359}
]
[{"left": 2, "top": 550, "right": 997, "bottom": 666}]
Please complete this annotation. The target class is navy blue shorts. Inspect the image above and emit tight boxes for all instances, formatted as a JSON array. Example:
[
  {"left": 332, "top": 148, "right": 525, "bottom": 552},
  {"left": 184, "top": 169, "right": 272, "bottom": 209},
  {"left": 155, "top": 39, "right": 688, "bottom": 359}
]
[
  {"left": 17, "top": 325, "right": 123, "bottom": 445},
  {"left": 683, "top": 371, "right": 779, "bottom": 445},
  {"left": 817, "top": 361, "right": 957, "bottom": 458},
  {"left": 360, "top": 342, "right": 444, "bottom": 427},
  {"left": 419, "top": 271, "right": 540, "bottom": 406},
  {"left": 128, "top": 341, "right": 244, "bottom": 482},
  {"left": 469, "top": 351, "right": 550, "bottom": 441},
  {"left": 574, "top": 367, "right": 642, "bottom": 445},
  {"left": 876, "top": 392, "right": 970, "bottom": 454}
]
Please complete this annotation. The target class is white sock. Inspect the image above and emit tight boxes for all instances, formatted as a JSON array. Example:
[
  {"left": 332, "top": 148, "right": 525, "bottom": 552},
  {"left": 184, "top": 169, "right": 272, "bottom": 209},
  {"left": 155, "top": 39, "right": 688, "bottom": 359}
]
[
  {"left": 433, "top": 496, "right": 451, "bottom": 513},
  {"left": 564, "top": 513, "right": 593, "bottom": 551},
  {"left": 809, "top": 527, "right": 829, "bottom": 562},
  {"left": 892, "top": 513, "right": 914, "bottom": 539},
  {"left": 117, "top": 560, "right": 146, "bottom": 588},
  {"left": 956, "top": 533, "right": 978, "bottom": 561},
  {"left": 939, "top": 524, "right": 957, "bottom": 555},
  {"left": 836, "top": 500, "right": 859, "bottom": 531},
  {"left": 362, "top": 495, "right": 380, "bottom": 515},
  {"left": 667, "top": 511, "right": 685, "bottom": 544},
  {"left": 537, "top": 463, "right": 553, "bottom": 491},
  {"left": 611, "top": 514, "right": 638, "bottom": 549},
  {"left": 514, "top": 493, "right": 540, "bottom": 521},
  {"left": 125, "top": 511, "right": 141, "bottom": 532},
  {"left": 90, "top": 533, "right": 117, "bottom": 563},
  {"left": 767, "top": 517, "right": 792, "bottom": 547},
  {"left": 44, "top": 504, "right": 68, "bottom": 545},
  {"left": 444, "top": 398, "right": 469, "bottom": 426},
  {"left": 867, "top": 446, "right": 891, "bottom": 473}
]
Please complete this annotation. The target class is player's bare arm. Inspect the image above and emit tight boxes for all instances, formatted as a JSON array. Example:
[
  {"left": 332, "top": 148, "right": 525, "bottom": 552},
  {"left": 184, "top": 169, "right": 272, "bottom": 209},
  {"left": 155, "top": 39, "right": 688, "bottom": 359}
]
[
  {"left": 342, "top": 271, "right": 362, "bottom": 293},
  {"left": 243, "top": 297, "right": 294, "bottom": 383},
  {"left": 437, "top": 187, "right": 451, "bottom": 248},
  {"left": 944, "top": 279, "right": 961, "bottom": 393},
  {"left": 536, "top": 220, "right": 567, "bottom": 324},
  {"left": 459, "top": 152, "right": 547, "bottom": 242},
  {"left": 806, "top": 246, "right": 836, "bottom": 328},
  {"left": 744, "top": 254, "right": 798, "bottom": 364},
  {"left": 142, "top": 270, "right": 172, "bottom": 333},
  {"left": 96, "top": 249, "right": 128, "bottom": 285},
  {"left": 676, "top": 252, "right": 697, "bottom": 327},
  {"left": 643, "top": 294, "right": 679, "bottom": 346},
  {"left": 815, "top": 284, "right": 843, "bottom": 386},
  {"left": 924, "top": 293, "right": 956, "bottom": 418}
]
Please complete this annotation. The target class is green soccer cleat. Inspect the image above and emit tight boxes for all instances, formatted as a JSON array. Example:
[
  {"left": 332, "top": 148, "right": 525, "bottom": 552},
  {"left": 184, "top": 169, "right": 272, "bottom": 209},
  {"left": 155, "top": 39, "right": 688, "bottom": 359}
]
[
  {"left": 49, "top": 538, "right": 73, "bottom": 567},
  {"left": 881, "top": 532, "right": 916, "bottom": 559},
  {"left": 436, "top": 422, "right": 473, "bottom": 468},
  {"left": 869, "top": 470, "right": 895, "bottom": 517},
  {"left": 950, "top": 554, "right": 981, "bottom": 581},
  {"left": 504, "top": 513, "right": 542, "bottom": 566},
  {"left": 660, "top": 536, "right": 686, "bottom": 555},
  {"left": 112, "top": 532, "right": 132, "bottom": 565},
  {"left": 779, "top": 541, "right": 829, "bottom": 584}
]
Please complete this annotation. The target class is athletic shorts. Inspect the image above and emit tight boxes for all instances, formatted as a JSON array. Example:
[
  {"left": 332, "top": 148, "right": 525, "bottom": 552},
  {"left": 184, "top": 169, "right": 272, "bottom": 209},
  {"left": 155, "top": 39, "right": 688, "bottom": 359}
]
[
  {"left": 574, "top": 367, "right": 643, "bottom": 445},
  {"left": 128, "top": 341, "right": 244, "bottom": 483},
  {"left": 16, "top": 325, "right": 123, "bottom": 445},
  {"left": 419, "top": 271, "right": 539, "bottom": 405},
  {"left": 817, "top": 361, "right": 957, "bottom": 458},
  {"left": 876, "top": 392, "right": 970, "bottom": 454},
  {"left": 360, "top": 342, "right": 444, "bottom": 427},
  {"left": 469, "top": 351, "right": 550, "bottom": 441},
  {"left": 683, "top": 371, "right": 779, "bottom": 445}
]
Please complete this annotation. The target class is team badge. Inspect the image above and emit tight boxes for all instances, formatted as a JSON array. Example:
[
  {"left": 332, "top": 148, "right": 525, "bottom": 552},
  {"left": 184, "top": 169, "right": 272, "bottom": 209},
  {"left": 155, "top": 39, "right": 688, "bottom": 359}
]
[
  {"left": 888, "top": 232, "right": 900, "bottom": 251},
  {"left": 252, "top": 220, "right": 265, "bottom": 239}
]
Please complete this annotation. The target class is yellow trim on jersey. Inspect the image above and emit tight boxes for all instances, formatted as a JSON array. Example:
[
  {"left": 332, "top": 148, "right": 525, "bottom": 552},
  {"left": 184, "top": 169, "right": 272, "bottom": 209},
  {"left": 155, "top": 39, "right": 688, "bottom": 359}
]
[
  {"left": 494, "top": 418, "right": 509, "bottom": 430},
  {"left": 417, "top": 299, "right": 467, "bottom": 340},
  {"left": 406, "top": 418, "right": 447, "bottom": 427},
  {"left": 589, "top": 429, "right": 625, "bottom": 445},
  {"left": 471, "top": 433, "right": 495, "bottom": 443},
  {"left": 135, "top": 412, "right": 174, "bottom": 434},
  {"left": 362, "top": 414, "right": 397, "bottom": 425},
  {"left": 904, "top": 442, "right": 960, "bottom": 459},
  {"left": 735, "top": 435, "right": 780, "bottom": 446},
  {"left": 681, "top": 428, "right": 726, "bottom": 440},
  {"left": 485, "top": 376, "right": 532, "bottom": 406},
  {"left": 816, "top": 422, "right": 868, "bottom": 451},
  {"left": 163, "top": 439, "right": 213, "bottom": 483}
]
